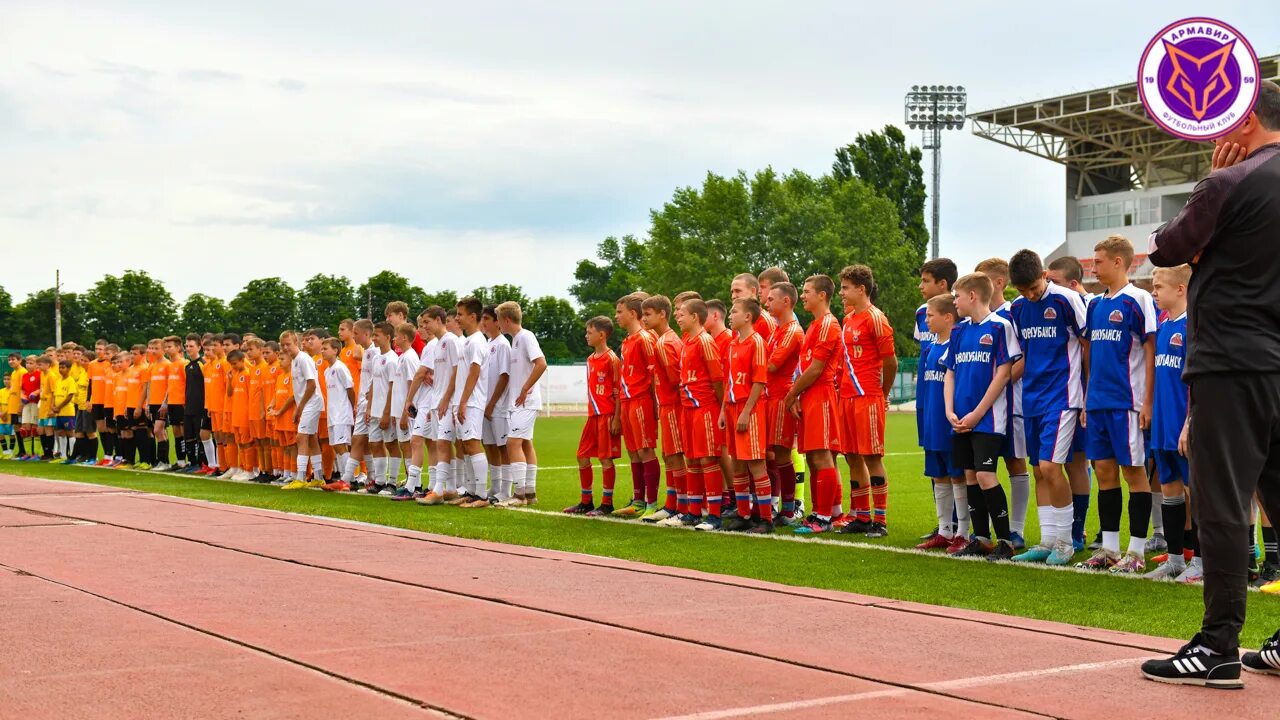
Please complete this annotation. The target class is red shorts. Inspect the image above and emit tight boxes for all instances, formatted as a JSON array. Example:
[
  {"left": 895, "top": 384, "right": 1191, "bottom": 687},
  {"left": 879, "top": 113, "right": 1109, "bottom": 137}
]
[
  {"left": 277, "top": 429, "right": 297, "bottom": 448},
  {"left": 576, "top": 414, "right": 620, "bottom": 459},
  {"left": 726, "top": 402, "right": 767, "bottom": 461},
  {"left": 680, "top": 405, "right": 723, "bottom": 460},
  {"left": 621, "top": 397, "right": 657, "bottom": 452},
  {"left": 836, "top": 394, "right": 886, "bottom": 456},
  {"left": 766, "top": 396, "right": 796, "bottom": 449},
  {"left": 659, "top": 404, "right": 684, "bottom": 457},
  {"left": 797, "top": 386, "right": 838, "bottom": 454}
]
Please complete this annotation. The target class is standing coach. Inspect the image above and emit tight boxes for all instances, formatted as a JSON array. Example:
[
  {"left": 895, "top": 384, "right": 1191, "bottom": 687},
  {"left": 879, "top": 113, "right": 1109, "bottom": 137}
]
[{"left": 1141, "top": 80, "right": 1280, "bottom": 688}]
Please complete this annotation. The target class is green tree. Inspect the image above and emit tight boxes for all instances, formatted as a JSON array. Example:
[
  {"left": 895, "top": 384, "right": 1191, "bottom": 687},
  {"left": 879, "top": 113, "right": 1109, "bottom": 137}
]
[
  {"left": 228, "top": 278, "right": 297, "bottom": 337},
  {"left": 524, "top": 295, "right": 584, "bottom": 362},
  {"left": 0, "top": 286, "right": 13, "bottom": 346},
  {"left": 82, "top": 270, "right": 179, "bottom": 347},
  {"left": 833, "top": 125, "right": 929, "bottom": 259},
  {"left": 180, "top": 293, "right": 229, "bottom": 333},
  {"left": 468, "top": 284, "right": 531, "bottom": 311},
  {"left": 11, "top": 288, "right": 87, "bottom": 348},
  {"left": 421, "top": 290, "right": 458, "bottom": 312},
  {"left": 570, "top": 235, "right": 646, "bottom": 322},
  {"left": 297, "top": 274, "right": 357, "bottom": 332},
  {"left": 356, "top": 271, "right": 428, "bottom": 319}
]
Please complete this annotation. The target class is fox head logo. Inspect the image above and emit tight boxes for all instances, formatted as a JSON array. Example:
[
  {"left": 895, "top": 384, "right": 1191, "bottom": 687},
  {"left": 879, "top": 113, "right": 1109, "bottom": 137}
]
[{"left": 1163, "top": 39, "right": 1235, "bottom": 120}]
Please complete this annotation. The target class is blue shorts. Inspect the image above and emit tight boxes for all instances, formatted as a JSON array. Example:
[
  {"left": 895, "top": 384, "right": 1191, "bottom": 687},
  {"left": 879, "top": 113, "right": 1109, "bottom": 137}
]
[
  {"left": 923, "top": 449, "right": 962, "bottom": 479},
  {"left": 1000, "top": 415, "right": 1026, "bottom": 460},
  {"left": 54, "top": 417, "right": 74, "bottom": 432},
  {"left": 38, "top": 418, "right": 56, "bottom": 429},
  {"left": 1153, "top": 448, "right": 1189, "bottom": 485},
  {"left": 1086, "top": 409, "right": 1145, "bottom": 466},
  {"left": 1025, "top": 410, "right": 1079, "bottom": 466},
  {"left": 0, "top": 423, "right": 11, "bottom": 435}
]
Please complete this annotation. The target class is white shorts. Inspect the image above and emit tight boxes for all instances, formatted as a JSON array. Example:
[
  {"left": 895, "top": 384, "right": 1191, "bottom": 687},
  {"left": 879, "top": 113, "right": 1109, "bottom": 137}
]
[
  {"left": 297, "top": 407, "right": 321, "bottom": 435},
  {"left": 353, "top": 399, "right": 369, "bottom": 437},
  {"left": 21, "top": 404, "right": 39, "bottom": 424},
  {"left": 435, "top": 409, "right": 456, "bottom": 442},
  {"left": 483, "top": 412, "right": 509, "bottom": 446},
  {"left": 328, "top": 423, "right": 353, "bottom": 446},
  {"left": 454, "top": 406, "right": 483, "bottom": 442},
  {"left": 507, "top": 407, "right": 537, "bottom": 441},
  {"left": 369, "top": 422, "right": 408, "bottom": 444},
  {"left": 411, "top": 409, "right": 436, "bottom": 440}
]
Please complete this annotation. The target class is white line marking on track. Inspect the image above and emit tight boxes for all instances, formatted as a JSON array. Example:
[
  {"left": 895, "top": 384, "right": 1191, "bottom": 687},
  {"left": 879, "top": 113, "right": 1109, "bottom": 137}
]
[{"left": 649, "top": 657, "right": 1141, "bottom": 719}]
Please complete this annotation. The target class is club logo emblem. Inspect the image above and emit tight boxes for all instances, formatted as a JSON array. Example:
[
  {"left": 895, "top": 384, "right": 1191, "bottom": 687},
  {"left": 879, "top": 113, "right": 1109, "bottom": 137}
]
[
  {"left": 1170, "top": 333, "right": 1184, "bottom": 347},
  {"left": 1138, "top": 18, "right": 1259, "bottom": 140},
  {"left": 979, "top": 334, "right": 994, "bottom": 346},
  {"left": 1109, "top": 310, "right": 1125, "bottom": 324},
  {"left": 1043, "top": 307, "right": 1057, "bottom": 321}
]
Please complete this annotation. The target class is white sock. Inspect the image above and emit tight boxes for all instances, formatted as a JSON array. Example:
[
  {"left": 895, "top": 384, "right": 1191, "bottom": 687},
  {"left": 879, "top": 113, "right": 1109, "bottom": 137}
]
[
  {"left": 1036, "top": 505, "right": 1054, "bottom": 547},
  {"left": 387, "top": 457, "right": 401, "bottom": 485},
  {"left": 498, "top": 465, "right": 511, "bottom": 500},
  {"left": 337, "top": 452, "right": 349, "bottom": 478},
  {"left": 343, "top": 456, "right": 359, "bottom": 482},
  {"left": 1151, "top": 502, "right": 1165, "bottom": 534},
  {"left": 1127, "top": 535, "right": 1147, "bottom": 556},
  {"left": 469, "top": 453, "right": 489, "bottom": 498},
  {"left": 488, "top": 465, "right": 499, "bottom": 498},
  {"left": 1009, "top": 473, "right": 1030, "bottom": 534},
  {"left": 439, "top": 462, "right": 453, "bottom": 493},
  {"left": 427, "top": 464, "right": 439, "bottom": 494},
  {"left": 310, "top": 455, "right": 323, "bottom": 481},
  {"left": 1102, "top": 530, "right": 1121, "bottom": 554},
  {"left": 951, "top": 483, "right": 970, "bottom": 536},
  {"left": 372, "top": 457, "right": 386, "bottom": 485},
  {"left": 407, "top": 464, "right": 422, "bottom": 492},
  {"left": 509, "top": 461, "right": 527, "bottom": 494},
  {"left": 1055, "top": 505, "right": 1075, "bottom": 545},
  {"left": 296, "top": 456, "right": 308, "bottom": 479},
  {"left": 526, "top": 464, "right": 538, "bottom": 492},
  {"left": 933, "top": 482, "right": 955, "bottom": 538},
  {"left": 202, "top": 439, "right": 217, "bottom": 467}
]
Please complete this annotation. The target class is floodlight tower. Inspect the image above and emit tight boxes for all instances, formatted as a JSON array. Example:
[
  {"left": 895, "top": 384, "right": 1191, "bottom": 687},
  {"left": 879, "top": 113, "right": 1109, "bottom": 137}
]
[{"left": 905, "top": 85, "right": 967, "bottom": 259}]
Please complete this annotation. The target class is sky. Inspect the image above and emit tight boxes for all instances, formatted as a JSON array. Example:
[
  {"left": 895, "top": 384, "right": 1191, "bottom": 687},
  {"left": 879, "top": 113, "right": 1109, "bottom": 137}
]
[{"left": 2, "top": 1, "right": 1277, "bottom": 307}]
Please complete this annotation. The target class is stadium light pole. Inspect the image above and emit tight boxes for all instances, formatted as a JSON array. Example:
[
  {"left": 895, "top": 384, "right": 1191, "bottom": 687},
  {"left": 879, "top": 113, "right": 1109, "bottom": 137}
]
[{"left": 905, "top": 85, "right": 967, "bottom": 259}]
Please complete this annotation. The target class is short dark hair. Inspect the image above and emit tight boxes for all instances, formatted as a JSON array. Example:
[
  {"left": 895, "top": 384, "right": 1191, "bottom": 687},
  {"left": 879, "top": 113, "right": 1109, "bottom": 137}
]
[
  {"left": 1008, "top": 249, "right": 1045, "bottom": 287},
  {"left": 641, "top": 295, "right": 672, "bottom": 318},
  {"left": 325, "top": 337, "right": 343, "bottom": 351},
  {"left": 706, "top": 299, "right": 727, "bottom": 319},
  {"left": 804, "top": 275, "right": 835, "bottom": 302},
  {"left": 374, "top": 321, "right": 394, "bottom": 337},
  {"left": 227, "top": 350, "right": 246, "bottom": 363},
  {"left": 920, "top": 258, "right": 958, "bottom": 289},
  {"left": 1255, "top": 79, "right": 1280, "bottom": 131},
  {"left": 222, "top": 333, "right": 241, "bottom": 344},
  {"left": 457, "top": 297, "right": 482, "bottom": 318},
  {"left": 587, "top": 316, "right": 613, "bottom": 335},
  {"left": 1047, "top": 255, "right": 1084, "bottom": 284},
  {"left": 769, "top": 281, "right": 798, "bottom": 307},
  {"left": 733, "top": 297, "right": 762, "bottom": 323},
  {"left": 423, "top": 305, "right": 447, "bottom": 322},
  {"left": 683, "top": 299, "right": 709, "bottom": 324},
  {"left": 839, "top": 264, "right": 877, "bottom": 301},
  {"left": 481, "top": 304, "right": 498, "bottom": 322}
]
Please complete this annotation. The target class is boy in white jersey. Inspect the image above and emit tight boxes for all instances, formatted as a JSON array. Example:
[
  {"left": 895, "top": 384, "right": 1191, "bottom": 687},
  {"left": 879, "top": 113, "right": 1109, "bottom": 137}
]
[
  {"left": 363, "top": 322, "right": 396, "bottom": 495},
  {"left": 344, "top": 319, "right": 376, "bottom": 490},
  {"left": 320, "top": 338, "right": 356, "bottom": 492},
  {"left": 421, "top": 308, "right": 463, "bottom": 505},
  {"left": 496, "top": 301, "right": 547, "bottom": 507},
  {"left": 387, "top": 323, "right": 420, "bottom": 500},
  {"left": 403, "top": 309, "right": 439, "bottom": 501},
  {"left": 280, "top": 331, "right": 326, "bottom": 488},
  {"left": 480, "top": 305, "right": 513, "bottom": 504},
  {"left": 453, "top": 298, "right": 492, "bottom": 508}
]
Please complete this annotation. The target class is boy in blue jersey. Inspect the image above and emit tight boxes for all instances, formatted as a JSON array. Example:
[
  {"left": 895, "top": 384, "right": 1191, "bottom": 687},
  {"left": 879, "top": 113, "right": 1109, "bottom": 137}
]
[
  {"left": 1145, "top": 264, "right": 1198, "bottom": 582},
  {"left": 1047, "top": 255, "right": 1097, "bottom": 550},
  {"left": 1077, "top": 234, "right": 1157, "bottom": 574},
  {"left": 916, "top": 257, "right": 958, "bottom": 541},
  {"left": 916, "top": 294, "right": 971, "bottom": 553},
  {"left": 944, "top": 273, "right": 1021, "bottom": 561},
  {"left": 1006, "top": 249, "right": 1089, "bottom": 565},
  {"left": 977, "top": 258, "right": 1032, "bottom": 549}
]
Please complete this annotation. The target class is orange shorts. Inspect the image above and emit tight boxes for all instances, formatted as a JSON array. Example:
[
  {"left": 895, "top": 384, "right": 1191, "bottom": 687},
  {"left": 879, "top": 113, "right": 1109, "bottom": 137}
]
[
  {"left": 576, "top": 414, "right": 620, "bottom": 459},
  {"left": 235, "top": 425, "right": 255, "bottom": 446},
  {"left": 209, "top": 410, "right": 223, "bottom": 433},
  {"left": 223, "top": 411, "right": 233, "bottom": 435},
  {"left": 726, "top": 402, "right": 767, "bottom": 461},
  {"left": 277, "top": 430, "right": 297, "bottom": 448},
  {"left": 680, "top": 405, "right": 723, "bottom": 460},
  {"left": 797, "top": 386, "right": 838, "bottom": 454},
  {"left": 620, "top": 397, "right": 657, "bottom": 452},
  {"left": 767, "top": 396, "right": 796, "bottom": 449},
  {"left": 836, "top": 394, "right": 886, "bottom": 456},
  {"left": 249, "top": 418, "right": 266, "bottom": 441},
  {"left": 317, "top": 413, "right": 328, "bottom": 440},
  {"left": 658, "top": 404, "right": 684, "bottom": 457}
]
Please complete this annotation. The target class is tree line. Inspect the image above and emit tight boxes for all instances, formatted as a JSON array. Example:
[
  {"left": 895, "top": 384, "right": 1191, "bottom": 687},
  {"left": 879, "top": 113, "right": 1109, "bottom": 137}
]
[{"left": 1, "top": 125, "right": 929, "bottom": 360}]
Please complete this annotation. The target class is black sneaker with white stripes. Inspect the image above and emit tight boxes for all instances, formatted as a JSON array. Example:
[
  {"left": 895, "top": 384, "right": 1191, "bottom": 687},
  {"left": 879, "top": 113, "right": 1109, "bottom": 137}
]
[
  {"left": 1141, "top": 635, "right": 1242, "bottom": 689},
  {"left": 1243, "top": 629, "right": 1280, "bottom": 676}
]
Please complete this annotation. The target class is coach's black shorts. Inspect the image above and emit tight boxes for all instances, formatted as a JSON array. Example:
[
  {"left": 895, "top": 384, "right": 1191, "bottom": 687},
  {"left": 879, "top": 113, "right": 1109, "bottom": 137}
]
[
  {"left": 74, "top": 410, "right": 95, "bottom": 435},
  {"left": 952, "top": 432, "right": 1004, "bottom": 473},
  {"left": 92, "top": 404, "right": 107, "bottom": 421},
  {"left": 168, "top": 405, "right": 185, "bottom": 428},
  {"left": 184, "top": 408, "right": 210, "bottom": 439}
]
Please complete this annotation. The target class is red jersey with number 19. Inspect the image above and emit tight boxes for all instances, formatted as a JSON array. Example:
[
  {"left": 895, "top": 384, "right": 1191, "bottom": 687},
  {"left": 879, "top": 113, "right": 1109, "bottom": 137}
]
[
  {"left": 679, "top": 331, "right": 723, "bottom": 409},
  {"left": 838, "top": 306, "right": 895, "bottom": 399}
]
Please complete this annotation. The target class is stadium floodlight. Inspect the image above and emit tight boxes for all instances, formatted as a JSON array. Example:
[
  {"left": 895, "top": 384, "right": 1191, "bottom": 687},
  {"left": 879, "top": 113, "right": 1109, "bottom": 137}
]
[{"left": 904, "top": 84, "right": 968, "bottom": 259}]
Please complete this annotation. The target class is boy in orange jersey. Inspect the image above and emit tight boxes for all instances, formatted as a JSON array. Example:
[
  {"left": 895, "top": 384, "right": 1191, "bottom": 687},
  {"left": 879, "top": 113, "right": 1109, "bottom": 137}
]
[
  {"left": 126, "top": 347, "right": 154, "bottom": 469},
  {"left": 764, "top": 281, "right": 804, "bottom": 523},
  {"left": 639, "top": 295, "right": 688, "bottom": 523},
  {"left": 565, "top": 317, "right": 621, "bottom": 514},
  {"left": 145, "top": 339, "right": 171, "bottom": 470},
  {"left": 835, "top": 265, "right": 897, "bottom": 538},
  {"left": 261, "top": 342, "right": 283, "bottom": 480},
  {"left": 226, "top": 350, "right": 256, "bottom": 481},
  {"left": 721, "top": 298, "right": 773, "bottom": 533},
  {"left": 245, "top": 338, "right": 273, "bottom": 482},
  {"left": 203, "top": 334, "right": 230, "bottom": 474},
  {"left": 109, "top": 352, "right": 133, "bottom": 466},
  {"left": 87, "top": 340, "right": 112, "bottom": 462},
  {"left": 218, "top": 333, "right": 241, "bottom": 476},
  {"left": 267, "top": 346, "right": 297, "bottom": 484},
  {"left": 782, "top": 275, "right": 842, "bottom": 535},
  {"left": 662, "top": 299, "right": 726, "bottom": 530},
  {"left": 161, "top": 336, "right": 188, "bottom": 471},
  {"left": 338, "top": 319, "right": 363, "bottom": 405},
  {"left": 611, "top": 293, "right": 660, "bottom": 517}
]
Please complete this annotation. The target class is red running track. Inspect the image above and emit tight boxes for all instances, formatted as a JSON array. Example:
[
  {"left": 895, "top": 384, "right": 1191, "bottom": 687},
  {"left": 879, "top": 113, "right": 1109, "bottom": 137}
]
[{"left": 0, "top": 474, "right": 1274, "bottom": 719}]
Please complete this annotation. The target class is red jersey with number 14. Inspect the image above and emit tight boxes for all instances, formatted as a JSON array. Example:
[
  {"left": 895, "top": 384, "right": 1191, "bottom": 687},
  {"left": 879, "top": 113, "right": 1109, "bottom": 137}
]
[
  {"left": 585, "top": 349, "right": 619, "bottom": 417},
  {"left": 679, "top": 331, "right": 723, "bottom": 409},
  {"left": 726, "top": 332, "right": 768, "bottom": 405},
  {"left": 799, "top": 312, "right": 840, "bottom": 393},
  {"left": 652, "top": 329, "right": 684, "bottom": 407},
  {"left": 767, "top": 317, "right": 803, "bottom": 399},
  {"left": 619, "top": 329, "right": 657, "bottom": 400}
]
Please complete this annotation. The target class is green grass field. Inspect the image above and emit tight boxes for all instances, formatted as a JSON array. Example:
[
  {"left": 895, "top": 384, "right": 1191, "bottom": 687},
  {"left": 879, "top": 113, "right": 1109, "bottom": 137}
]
[{"left": 3, "top": 413, "right": 1279, "bottom": 648}]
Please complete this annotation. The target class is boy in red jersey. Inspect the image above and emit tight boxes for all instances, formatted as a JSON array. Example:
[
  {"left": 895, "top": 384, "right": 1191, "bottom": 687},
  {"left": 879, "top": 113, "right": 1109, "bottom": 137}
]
[
  {"left": 640, "top": 295, "right": 689, "bottom": 523},
  {"left": 565, "top": 317, "right": 621, "bottom": 514},
  {"left": 731, "top": 273, "right": 779, "bottom": 340},
  {"left": 612, "top": 293, "right": 661, "bottom": 517},
  {"left": 835, "top": 264, "right": 898, "bottom": 538},
  {"left": 661, "top": 299, "right": 726, "bottom": 530},
  {"left": 782, "top": 275, "right": 842, "bottom": 534},
  {"left": 765, "top": 282, "right": 804, "bottom": 523},
  {"left": 705, "top": 299, "right": 736, "bottom": 514},
  {"left": 721, "top": 298, "right": 773, "bottom": 533}
]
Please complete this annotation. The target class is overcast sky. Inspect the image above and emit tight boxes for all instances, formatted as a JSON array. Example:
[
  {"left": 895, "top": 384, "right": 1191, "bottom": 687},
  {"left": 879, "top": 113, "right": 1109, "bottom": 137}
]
[{"left": 2, "top": 1, "right": 1276, "bottom": 306}]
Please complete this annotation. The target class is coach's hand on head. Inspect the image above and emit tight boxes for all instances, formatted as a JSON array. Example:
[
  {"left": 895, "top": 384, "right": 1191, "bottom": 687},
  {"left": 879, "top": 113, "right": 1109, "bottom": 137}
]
[{"left": 1211, "top": 141, "right": 1247, "bottom": 171}]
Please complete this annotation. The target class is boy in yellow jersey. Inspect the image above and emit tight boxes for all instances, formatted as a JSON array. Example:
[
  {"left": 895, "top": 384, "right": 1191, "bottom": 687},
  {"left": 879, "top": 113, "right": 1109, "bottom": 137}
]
[
  {"left": 6, "top": 353, "right": 25, "bottom": 459},
  {"left": 0, "top": 374, "right": 12, "bottom": 458},
  {"left": 37, "top": 356, "right": 58, "bottom": 460},
  {"left": 53, "top": 359, "right": 77, "bottom": 460},
  {"left": 146, "top": 339, "right": 171, "bottom": 470}
]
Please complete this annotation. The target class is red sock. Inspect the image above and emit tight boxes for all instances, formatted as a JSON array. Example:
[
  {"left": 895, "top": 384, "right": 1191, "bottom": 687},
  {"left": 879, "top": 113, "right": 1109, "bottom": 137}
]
[
  {"left": 687, "top": 465, "right": 704, "bottom": 515},
  {"left": 814, "top": 467, "right": 838, "bottom": 520},
  {"left": 766, "top": 460, "right": 780, "bottom": 499},
  {"left": 665, "top": 467, "right": 680, "bottom": 511},
  {"left": 602, "top": 464, "right": 616, "bottom": 507},
  {"left": 644, "top": 459, "right": 661, "bottom": 505},
  {"left": 630, "top": 461, "right": 643, "bottom": 502},
  {"left": 851, "top": 482, "right": 872, "bottom": 522},
  {"left": 778, "top": 461, "right": 797, "bottom": 515},
  {"left": 752, "top": 472, "right": 773, "bottom": 522},
  {"left": 871, "top": 476, "right": 887, "bottom": 525},
  {"left": 829, "top": 468, "right": 844, "bottom": 517},
  {"left": 733, "top": 473, "right": 752, "bottom": 517},
  {"left": 703, "top": 464, "right": 723, "bottom": 517},
  {"left": 578, "top": 465, "right": 593, "bottom": 505}
]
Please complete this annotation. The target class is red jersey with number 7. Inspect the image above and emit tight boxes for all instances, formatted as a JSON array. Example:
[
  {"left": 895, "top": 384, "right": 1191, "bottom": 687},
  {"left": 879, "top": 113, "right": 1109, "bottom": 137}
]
[
  {"left": 619, "top": 329, "right": 657, "bottom": 400},
  {"left": 679, "top": 331, "right": 723, "bottom": 409}
]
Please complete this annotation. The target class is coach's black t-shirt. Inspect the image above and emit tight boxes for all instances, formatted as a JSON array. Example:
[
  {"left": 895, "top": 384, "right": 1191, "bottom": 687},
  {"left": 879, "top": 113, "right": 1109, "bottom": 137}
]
[
  {"left": 185, "top": 355, "right": 205, "bottom": 411},
  {"left": 1150, "top": 142, "right": 1280, "bottom": 381}
]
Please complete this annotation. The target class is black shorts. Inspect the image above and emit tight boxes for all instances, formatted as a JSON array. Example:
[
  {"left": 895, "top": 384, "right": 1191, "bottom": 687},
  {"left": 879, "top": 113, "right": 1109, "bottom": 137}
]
[
  {"left": 184, "top": 408, "right": 210, "bottom": 438},
  {"left": 92, "top": 404, "right": 108, "bottom": 421},
  {"left": 74, "top": 410, "right": 95, "bottom": 435},
  {"left": 952, "top": 432, "right": 1005, "bottom": 473},
  {"left": 168, "top": 405, "right": 185, "bottom": 428},
  {"left": 125, "top": 408, "right": 150, "bottom": 432},
  {"left": 149, "top": 405, "right": 164, "bottom": 425},
  {"left": 114, "top": 415, "right": 128, "bottom": 430}
]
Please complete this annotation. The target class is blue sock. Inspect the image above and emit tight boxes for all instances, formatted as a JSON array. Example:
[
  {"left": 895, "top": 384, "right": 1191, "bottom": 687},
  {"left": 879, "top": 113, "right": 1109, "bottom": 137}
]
[{"left": 1072, "top": 493, "right": 1090, "bottom": 543}]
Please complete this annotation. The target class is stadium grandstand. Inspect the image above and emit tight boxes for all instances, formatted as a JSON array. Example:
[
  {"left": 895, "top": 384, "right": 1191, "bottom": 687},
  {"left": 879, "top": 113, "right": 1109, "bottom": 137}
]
[{"left": 969, "top": 53, "right": 1280, "bottom": 290}]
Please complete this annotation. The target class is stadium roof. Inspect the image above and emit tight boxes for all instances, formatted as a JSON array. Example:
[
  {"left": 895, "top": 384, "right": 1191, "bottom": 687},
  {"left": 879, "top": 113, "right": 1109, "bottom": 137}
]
[{"left": 969, "top": 54, "right": 1279, "bottom": 195}]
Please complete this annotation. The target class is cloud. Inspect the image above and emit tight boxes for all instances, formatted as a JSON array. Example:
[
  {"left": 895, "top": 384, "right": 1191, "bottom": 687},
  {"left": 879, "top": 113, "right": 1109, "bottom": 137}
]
[
  {"left": 275, "top": 78, "right": 306, "bottom": 92},
  {"left": 178, "top": 68, "right": 242, "bottom": 83}
]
